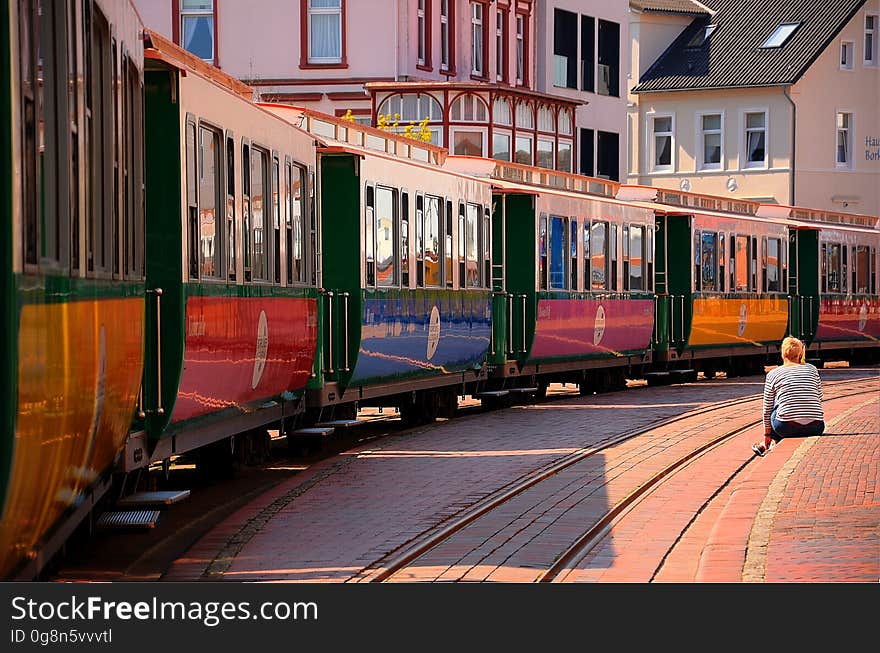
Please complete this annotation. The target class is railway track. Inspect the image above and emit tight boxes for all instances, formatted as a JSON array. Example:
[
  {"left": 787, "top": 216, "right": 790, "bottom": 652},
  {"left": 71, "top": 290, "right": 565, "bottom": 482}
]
[{"left": 353, "top": 377, "right": 877, "bottom": 583}]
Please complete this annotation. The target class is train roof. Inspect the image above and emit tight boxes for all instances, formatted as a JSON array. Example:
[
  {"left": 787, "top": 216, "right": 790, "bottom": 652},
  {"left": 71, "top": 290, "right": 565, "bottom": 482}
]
[
  {"left": 143, "top": 29, "right": 254, "bottom": 101},
  {"left": 258, "top": 104, "right": 449, "bottom": 168},
  {"left": 443, "top": 156, "right": 879, "bottom": 232}
]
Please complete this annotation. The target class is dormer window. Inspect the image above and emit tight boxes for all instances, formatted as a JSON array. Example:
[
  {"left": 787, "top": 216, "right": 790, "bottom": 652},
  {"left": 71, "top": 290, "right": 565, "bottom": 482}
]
[
  {"left": 687, "top": 24, "right": 717, "bottom": 49},
  {"left": 760, "top": 23, "right": 800, "bottom": 48}
]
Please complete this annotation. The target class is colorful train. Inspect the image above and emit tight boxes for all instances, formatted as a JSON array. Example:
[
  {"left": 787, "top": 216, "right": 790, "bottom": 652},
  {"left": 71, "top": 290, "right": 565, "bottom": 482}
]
[{"left": 2, "top": 1, "right": 878, "bottom": 579}]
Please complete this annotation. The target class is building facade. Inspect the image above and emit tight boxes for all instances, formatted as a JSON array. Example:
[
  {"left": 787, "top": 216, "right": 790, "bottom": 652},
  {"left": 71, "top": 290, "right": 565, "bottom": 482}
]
[
  {"left": 627, "top": 0, "right": 880, "bottom": 215},
  {"left": 136, "top": 0, "right": 632, "bottom": 174}
]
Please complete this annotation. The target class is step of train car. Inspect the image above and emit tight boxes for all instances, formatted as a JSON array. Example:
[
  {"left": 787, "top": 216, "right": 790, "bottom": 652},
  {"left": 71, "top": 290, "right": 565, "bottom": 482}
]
[
  {"left": 115, "top": 490, "right": 192, "bottom": 508},
  {"left": 95, "top": 510, "right": 162, "bottom": 531}
]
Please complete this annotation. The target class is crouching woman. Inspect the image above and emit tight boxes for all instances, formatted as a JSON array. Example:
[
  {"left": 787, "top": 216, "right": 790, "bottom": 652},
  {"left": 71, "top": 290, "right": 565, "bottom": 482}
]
[{"left": 753, "top": 336, "right": 825, "bottom": 457}]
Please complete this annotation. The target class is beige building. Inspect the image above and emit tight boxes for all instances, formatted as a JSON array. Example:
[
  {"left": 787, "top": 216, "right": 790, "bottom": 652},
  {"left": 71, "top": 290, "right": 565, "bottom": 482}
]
[{"left": 628, "top": 0, "right": 880, "bottom": 216}]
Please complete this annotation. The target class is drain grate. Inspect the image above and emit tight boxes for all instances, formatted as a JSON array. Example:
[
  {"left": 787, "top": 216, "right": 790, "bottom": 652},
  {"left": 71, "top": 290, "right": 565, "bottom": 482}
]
[{"left": 96, "top": 510, "right": 160, "bottom": 530}]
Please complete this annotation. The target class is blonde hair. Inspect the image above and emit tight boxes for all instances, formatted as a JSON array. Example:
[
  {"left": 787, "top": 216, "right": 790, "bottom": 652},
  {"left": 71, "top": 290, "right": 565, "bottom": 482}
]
[{"left": 781, "top": 336, "right": 805, "bottom": 364}]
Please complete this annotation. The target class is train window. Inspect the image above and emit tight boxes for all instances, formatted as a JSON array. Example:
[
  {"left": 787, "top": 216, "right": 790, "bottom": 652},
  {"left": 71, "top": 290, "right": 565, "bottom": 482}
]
[
  {"left": 376, "top": 187, "right": 398, "bottom": 287},
  {"left": 424, "top": 196, "right": 441, "bottom": 287},
  {"left": 112, "top": 40, "right": 118, "bottom": 276},
  {"left": 416, "top": 195, "right": 425, "bottom": 287},
  {"left": 718, "top": 233, "right": 725, "bottom": 292},
  {"left": 484, "top": 207, "right": 492, "bottom": 288},
  {"left": 401, "top": 192, "right": 410, "bottom": 287},
  {"left": 693, "top": 230, "right": 701, "bottom": 292},
  {"left": 630, "top": 226, "right": 646, "bottom": 291},
  {"left": 855, "top": 246, "right": 870, "bottom": 294},
  {"left": 701, "top": 231, "right": 717, "bottom": 292},
  {"left": 646, "top": 225, "right": 654, "bottom": 292},
  {"left": 570, "top": 220, "right": 579, "bottom": 291},
  {"left": 841, "top": 245, "right": 848, "bottom": 294},
  {"left": 446, "top": 201, "right": 454, "bottom": 288},
  {"left": 764, "top": 238, "right": 781, "bottom": 292},
  {"left": 242, "top": 142, "right": 251, "bottom": 281},
  {"left": 125, "top": 55, "right": 145, "bottom": 280},
  {"left": 820, "top": 243, "right": 827, "bottom": 293},
  {"left": 734, "top": 235, "right": 749, "bottom": 292},
  {"left": 549, "top": 216, "right": 567, "bottom": 290},
  {"left": 88, "top": 5, "right": 112, "bottom": 275},
  {"left": 610, "top": 225, "right": 619, "bottom": 292},
  {"left": 186, "top": 120, "right": 199, "bottom": 278},
  {"left": 827, "top": 243, "right": 842, "bottom": 293},
  {"left": 591, "top": 222, "right": 608, "bottom": 291},
  {"left": 466, "top": 203, "right": 480, "bottom": 288},
  {"left": 308, "top": 169, "right": 317, "bottom": 286},
  {"left": 273, "top": 157, "right": 281, "bottom": 284},
  {"left": 458, "top": 204, "right": 466, "bottom": 287},
  {"left": 365, "top": 185, "right": 375, "bottom": 286},
  {"left": 250, "top": 147, "right": 269, "bottom": 281},
  {"left": 288, "top": 164, "right": 305, "bottom": 284},
  {"left": 226, "top": 135, "right": 236, "bottom": 281},
  {"left": 750, "top": 236, "right": 758, "bottom": 292},
  {"left": 199, "top": 126, "right": 222, "bottom": 278},
  {"left": 583, "top": 223, "right": 591, "bottom": 292},
  {"left": 623, "top": 225, "right": 630, "bottom": 291},
  {"left": 872, "top": 247, "right": 877, "bottom": 295},
  {"left": 539, "top": 215, "right": 548, "bottom": 290},
  {"left": 20, "top": 0, "right": 38, "bottom": 267}
]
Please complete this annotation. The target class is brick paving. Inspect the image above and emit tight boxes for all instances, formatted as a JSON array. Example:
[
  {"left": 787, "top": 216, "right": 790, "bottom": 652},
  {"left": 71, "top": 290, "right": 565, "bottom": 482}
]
[{"left": 162, "top": 367, "right": 879, "bottom": 583}]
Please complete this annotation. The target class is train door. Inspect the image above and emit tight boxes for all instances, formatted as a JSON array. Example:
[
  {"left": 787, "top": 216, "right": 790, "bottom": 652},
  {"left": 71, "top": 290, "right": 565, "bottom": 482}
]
[
  {"left": 788, "top": 227, "right": 819, "bottom": 343},
  {"left": 501, "top": 193, "right": 535, "bottom": 366},
  {"left": 658, "top": 213, "right": 692, "bottom": 353}
]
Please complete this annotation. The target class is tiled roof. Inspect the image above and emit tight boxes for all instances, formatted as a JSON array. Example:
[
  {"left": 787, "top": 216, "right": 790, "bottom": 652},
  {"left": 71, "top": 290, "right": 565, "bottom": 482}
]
[
  {"left": 633, "top": 0, "right": 866, "bottom": 92},
  {"left": 630, "top": 0, "right": 712, "bottom": 15}
]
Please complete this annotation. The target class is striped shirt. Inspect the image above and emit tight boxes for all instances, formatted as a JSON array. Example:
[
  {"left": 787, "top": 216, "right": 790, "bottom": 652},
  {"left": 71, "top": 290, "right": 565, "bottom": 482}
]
[{"left": 762, "top": 363, "right": 824, "bottom": 431}]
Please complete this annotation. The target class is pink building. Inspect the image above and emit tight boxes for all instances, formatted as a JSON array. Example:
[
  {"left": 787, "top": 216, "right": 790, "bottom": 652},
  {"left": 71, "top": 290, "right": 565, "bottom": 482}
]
[{"left": 134, "top": 1, "right": 627, "bottom": 175}]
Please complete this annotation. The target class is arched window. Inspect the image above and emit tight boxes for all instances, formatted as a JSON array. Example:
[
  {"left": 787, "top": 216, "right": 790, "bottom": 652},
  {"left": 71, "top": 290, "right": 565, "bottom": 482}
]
[
  {"left": 493, "top": 97, "right": 512, "bottom": 126},
  {"left": 378, "top": 93, "right": 443, "bottom": 122},
  {"left": 515, "top": 102, "right": 534, "bottom": 129},
  {"left": 450, "top": 93, "right": 488, "bottom": 122},
  {"left": 537, "top": 105, "right": 554, "bottom": 132},
  {"left": 559, "top": 108, "right": 573, "bottom": 136}
]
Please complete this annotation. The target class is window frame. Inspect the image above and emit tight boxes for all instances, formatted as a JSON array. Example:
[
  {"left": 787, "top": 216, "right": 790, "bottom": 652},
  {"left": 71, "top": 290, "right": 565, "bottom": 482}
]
[
  {"left": 835, "top": 111, "right": 854, "bottom": 169},
  {"left": 696, "top": 111, "right": 724, "bottom": 172},
  {"left": 865, "top": 14, "right": 878, "bottom": 66},
  {"left": 417, "top": 0, "right": 432, "bottom": 71},
  {"left": 742, "top": 109, "right": 768, "bottom": 170},
  {"left": 176, "top": 0, "right": 217, "bottom": 65},
  {"left": 197, "top": 120, "right": 224, "bottom": 280},
  {"left": 439, "top": 0, "right": 456, "bottom": 74},
  {"left": 515, "top": 10, "right": 528, "bottom": 86},
  {"left": 840, "top": 40, "right": 854, "bottom": 70},
  {"left": 471, "top": 1, "right": 489, "bottom": 79},
  {"left": 300, "top": 0, "right": 347, "bottom": 68},
  {"left": 649, "top": 112, "right": 674, "bottom": 173}
]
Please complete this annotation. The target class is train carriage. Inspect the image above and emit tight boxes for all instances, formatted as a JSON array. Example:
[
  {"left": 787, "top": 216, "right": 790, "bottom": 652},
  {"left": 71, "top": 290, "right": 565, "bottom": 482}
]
[
  {"left": 260, "top": 106, "right": 493, "bottom": 425},
  {"left": 1, "top": 0, "right": 145, "bottom": 578},
  {"left": 445, "top": 158, "right": 656, "bottom": 396},
  {"left": 783, "top": 206, "right": 880, "bottom": 363},
  {"left": 128, "top": 32, "right": 321, "bottom": 468}
]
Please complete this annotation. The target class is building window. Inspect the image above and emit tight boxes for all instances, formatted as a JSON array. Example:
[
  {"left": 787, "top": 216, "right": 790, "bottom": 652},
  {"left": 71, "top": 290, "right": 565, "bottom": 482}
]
[
  {"left": 580, "top": 128, "right": 594, "bottom": 176},
  {"left": 558, "top": 141, "right": 572, "bottom": 172},
  {"left": 836, "top": 112, "right": 852, "bottom": 168},
  {"left": 418, "top": 0, "right": 427, "bottom": 66},
  {"left": 308, "top": 0, "right": 342, "bottom": 64},
  {"left": 515, "top": 135, "right": 532, "bottom": 165},
  {"left": 553, "top": 8, "right": 577, "bottom": 88},
  {"left": 453, "top": 130, "right": 484, "bottom": 156},
  {"left": 450, "top": 93, "right": 488, "bottom": 121},
  {"left": 492, "top": 132, "right": 511, "bottom": 161},
  {"left": 597, "top": 130, "right": 619, "bottom": 181},
  {"left": 180, "top": 0, "right": 215, "bottom": 63},
  {"left": 760, "top": 23, "right": 800, "bottom": 48},
  {"left": 440, "top": 0, "right": 451, "bottom": 70},
  {"left": 558, "top": 108, "right": 573, "bottom": 136},
  {"left": 581, "top": 15, "right": 595, "bottom": 92},
  {"left": 744, "top": 111, "right": 767, "bottom": 167},
  {"left": 537, "top": 105, "right": 554, "bottom": 132},
  {"left": 840, "top": 41, "right": 854, "bottom": 70},
  {"left": 651, "top": 115, "right": 673, "bottom": 172},
  {"left": 516, "top": 12, "right": 526, "bottom": 84},
  {"left": 515, "top": 101, "right": 533, "bottom": 129},
  {"left": 496, "top": 7, "right": 507, "bottom": 81},
  {"left": 700, "top": 113, "right": 723, "bottom": 170},
  {"left": 472, "top": 2, "right": 485, "bottom": 76},
  {"left": 537, "top": 139, "right": 554, "bottom": 169},
  {"left": 866, "top": 15, "right": 878, "bottom": 65},
  {"left": 597, "top": 19, "right": 619, "bottom": 97},
  {"left": 687, "top": 23, "right": 717, "bottom": 48},
  {"left": 493, "top": 97, "right": 512, "bottom": 125}
]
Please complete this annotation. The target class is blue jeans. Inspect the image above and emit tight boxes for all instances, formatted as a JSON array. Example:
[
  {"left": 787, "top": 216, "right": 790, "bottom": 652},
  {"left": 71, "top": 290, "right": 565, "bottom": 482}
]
[{"left": 770, "top": 408, "right": 825, "bottom": 440}]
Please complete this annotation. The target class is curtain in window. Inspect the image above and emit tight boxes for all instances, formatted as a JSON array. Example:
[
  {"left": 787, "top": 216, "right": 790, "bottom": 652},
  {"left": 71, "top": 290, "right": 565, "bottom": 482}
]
[{"left": 310, "top": 0, "right": 341, "bottom": 60}]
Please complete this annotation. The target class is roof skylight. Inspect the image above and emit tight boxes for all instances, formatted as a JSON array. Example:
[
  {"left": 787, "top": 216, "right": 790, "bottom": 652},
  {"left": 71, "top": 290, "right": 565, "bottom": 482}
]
[
  {"left": 687, "top": 24, "right": 717, "bottom": 48},
  {"left": 760, "top": 23, "right": 800, "bottom": 48}
]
